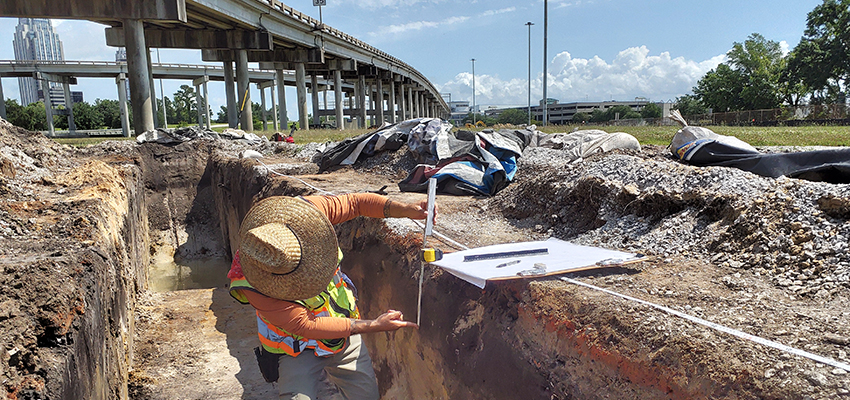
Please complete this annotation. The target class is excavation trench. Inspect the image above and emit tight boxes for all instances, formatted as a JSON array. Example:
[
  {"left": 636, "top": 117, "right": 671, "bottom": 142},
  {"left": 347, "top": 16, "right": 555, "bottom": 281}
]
[
  {"left": 126, "top": 143, "right": 722, "bottom": 399},
  {"left": 5, "top": 126, "right": 847, "bottom": 399}
]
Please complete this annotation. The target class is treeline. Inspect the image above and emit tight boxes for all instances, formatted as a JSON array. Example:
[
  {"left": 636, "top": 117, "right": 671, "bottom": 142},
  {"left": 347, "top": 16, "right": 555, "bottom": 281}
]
[
  {"left": 3, "top": 98, "right": 126, "bottom": 131},
  {"left": 676, "top": 0, "right": 850, "bottom": 116}
]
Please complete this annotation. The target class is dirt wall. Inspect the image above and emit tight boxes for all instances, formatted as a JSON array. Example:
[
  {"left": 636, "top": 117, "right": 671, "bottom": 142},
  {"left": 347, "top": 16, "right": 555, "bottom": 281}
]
[{"left": 0, "top": 154, "right": 150, "bottom": 399}]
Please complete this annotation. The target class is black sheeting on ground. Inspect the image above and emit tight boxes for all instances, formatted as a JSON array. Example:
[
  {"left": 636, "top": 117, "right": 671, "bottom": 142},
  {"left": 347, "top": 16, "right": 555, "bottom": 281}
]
[{"left": 687, "top": 144, "right": 850, "bottom": 184}]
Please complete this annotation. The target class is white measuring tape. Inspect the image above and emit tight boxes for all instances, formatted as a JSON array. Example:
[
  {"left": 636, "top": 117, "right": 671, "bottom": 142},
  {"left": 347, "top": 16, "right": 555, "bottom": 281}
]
[{"left": 561, "top": 276, "right": 850, "bottom": 372}]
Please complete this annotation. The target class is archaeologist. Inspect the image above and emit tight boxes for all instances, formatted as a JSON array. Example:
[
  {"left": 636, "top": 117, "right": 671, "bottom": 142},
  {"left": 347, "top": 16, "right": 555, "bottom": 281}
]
[{"left": 227, "top": 193, "right": 432, "bottom": 399}]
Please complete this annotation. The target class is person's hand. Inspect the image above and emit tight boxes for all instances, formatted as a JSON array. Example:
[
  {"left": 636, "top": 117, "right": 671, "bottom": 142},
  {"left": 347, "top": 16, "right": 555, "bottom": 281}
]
[
  {"left": 407, "top": 199, "right": 437, "bottom": 222},
  {"left": 374, "top": 310, "right": 418, "bottom": 331},
  {"left": 351, "top": 310, "right": 418, "bottom": 334}
]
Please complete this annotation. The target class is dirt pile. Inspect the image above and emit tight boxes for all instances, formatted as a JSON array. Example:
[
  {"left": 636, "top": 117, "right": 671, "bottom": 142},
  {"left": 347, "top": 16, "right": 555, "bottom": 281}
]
[{"left": 498, "top": 145, "right": 850, "bottom": 297}]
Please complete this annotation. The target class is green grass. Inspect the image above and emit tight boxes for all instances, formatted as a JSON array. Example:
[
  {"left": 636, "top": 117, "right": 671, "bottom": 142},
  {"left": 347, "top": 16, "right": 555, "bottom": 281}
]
[
  {"left": 538, "top": 125, "right": 850, "bottom": 147},
  {"left": 53, "top": 125, "right": 850, "bottom": 148},
  {"left": 55, "top": 136, "right": 136, "bottom": 148}
]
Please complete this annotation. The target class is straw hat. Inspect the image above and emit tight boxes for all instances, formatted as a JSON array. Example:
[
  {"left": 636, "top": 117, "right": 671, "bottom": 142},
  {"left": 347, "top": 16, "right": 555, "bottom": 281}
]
[{"left": 238, "top": 196, "right": 339, "bottom": 301}]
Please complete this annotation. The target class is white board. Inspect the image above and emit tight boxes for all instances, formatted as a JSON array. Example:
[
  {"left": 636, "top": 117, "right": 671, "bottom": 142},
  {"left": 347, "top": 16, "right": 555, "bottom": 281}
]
[{"left": 431, "top": 238, "right": 643, "bottom": 288}]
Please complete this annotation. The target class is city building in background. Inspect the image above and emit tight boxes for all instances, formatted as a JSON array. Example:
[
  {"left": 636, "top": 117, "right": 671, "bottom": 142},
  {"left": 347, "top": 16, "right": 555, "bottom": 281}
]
[
  {"left": 486, "top": 99, "right": 673, "bottom": 125},
  {"left": 13, "top": 18, "right": 65, "bottom": 106}
]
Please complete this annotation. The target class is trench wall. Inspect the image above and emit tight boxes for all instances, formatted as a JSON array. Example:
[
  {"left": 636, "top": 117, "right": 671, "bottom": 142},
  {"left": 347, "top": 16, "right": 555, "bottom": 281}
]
[{"left": 54, "top": 162, "right": 150, "bottom": 400}]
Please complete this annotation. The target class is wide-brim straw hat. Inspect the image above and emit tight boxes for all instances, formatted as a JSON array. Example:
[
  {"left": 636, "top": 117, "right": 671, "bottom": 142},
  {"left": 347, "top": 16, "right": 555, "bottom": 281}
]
[{"left": 238, "top": 196, "right": 338, "bottom": 301}]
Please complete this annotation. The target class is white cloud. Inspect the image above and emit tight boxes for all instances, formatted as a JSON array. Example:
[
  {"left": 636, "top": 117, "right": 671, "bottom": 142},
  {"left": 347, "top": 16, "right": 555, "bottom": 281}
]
[
  {"left": 480, "top": 7, "right": 516, "bottom": 17},
  {"left": 779, "top": 40, "right": 790, "bottom": 56},
  {"left": 437, "top": 46, "right": 725, "bottom": 106},
  {"left": 368, "top": 15, "right": 469, "bottom": 36}
]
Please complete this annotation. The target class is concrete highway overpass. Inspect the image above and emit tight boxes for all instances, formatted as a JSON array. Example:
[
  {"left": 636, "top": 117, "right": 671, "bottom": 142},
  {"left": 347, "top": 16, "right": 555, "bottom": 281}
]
[{"left": 1, "top": 0, "right": 448, "bottom": 134}]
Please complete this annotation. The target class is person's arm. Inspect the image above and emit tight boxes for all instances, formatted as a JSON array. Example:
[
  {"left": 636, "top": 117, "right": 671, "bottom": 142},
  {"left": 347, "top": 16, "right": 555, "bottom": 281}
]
[
  {"left": 350, "top": 310, "right": 418, "bottom": 334},
  {"left": 304, "top": 193, "right": 433, "bottom": 225},
  {"left": 243, "top": 290, "right": 352, "bottom": 339}
]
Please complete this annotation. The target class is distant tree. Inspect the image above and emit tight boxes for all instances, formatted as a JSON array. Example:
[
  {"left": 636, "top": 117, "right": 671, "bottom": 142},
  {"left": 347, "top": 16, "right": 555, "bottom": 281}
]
[
  {"left": 94, "top": 99, "right": 123, "bottom": 129},
  {"left": 496, "top": 109, "right": 529, "bottom": 125},
  {"left": 640, "top": 103, "right": 662, "bottom": 118},
  {"left": 786, "top": 0, "right": 850, "bottom": 103},
  {"left": 4, "top": 99, "right": 29, "bottom": 129},
  {"left": 70, "top": 101, "right": 103, "bottom": 130},
  {"left": 674, "top": 94, "right": 708, "bottom": 116},
  {"left": 571, "top": 112, "right": 590, "bottom": 123},
  {"left": 172, "top": 85, "right": 198, "bottom": 126},
  {"left": 461, "top": 112, "right": 496, "bottom": 126},
  {"left": 694, "top": 64, "right": 744, "bottom": 112},
  {"left": 606, "top": 105, "right": 638, "bottom": 120},
  {"left": 694, "top": 33, "right": 784, "bottom": 111},
  {"left": 590, "top": 109, "right": 608, "bottom": 122}
]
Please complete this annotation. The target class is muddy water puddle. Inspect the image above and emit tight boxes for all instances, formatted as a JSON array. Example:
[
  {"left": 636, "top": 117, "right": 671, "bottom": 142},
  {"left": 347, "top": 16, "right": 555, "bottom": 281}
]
[{"left": 148, "top": 256, "right": 231, "bottom": 292}]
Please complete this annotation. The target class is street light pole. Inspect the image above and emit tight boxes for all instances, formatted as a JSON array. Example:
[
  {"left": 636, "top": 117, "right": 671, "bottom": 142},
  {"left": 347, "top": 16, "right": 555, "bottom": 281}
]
[
  {"left": 526, "top": 21, "right": 534, "bottom": 126},
  {"left": 543, "top": 0, "right": 549, "bottom": 126},
  {"left": 471, "top": 58, "right": 476, "bottom": 126}
]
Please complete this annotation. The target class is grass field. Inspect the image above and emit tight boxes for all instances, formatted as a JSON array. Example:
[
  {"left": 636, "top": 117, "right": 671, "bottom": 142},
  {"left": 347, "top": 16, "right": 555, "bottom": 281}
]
[{"left": 53, "top": 124, "right": 850, "bottom": 148}]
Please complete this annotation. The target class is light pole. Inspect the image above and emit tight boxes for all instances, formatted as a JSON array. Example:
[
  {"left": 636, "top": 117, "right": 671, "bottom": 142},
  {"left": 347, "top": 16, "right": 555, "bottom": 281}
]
[
  {"left": 543, "top": 0, "right": 549, "bottom": 126},
  {"left": 471, "top": 58, "right": 476, "bottom": 126},
  {"left": 526, "top": 22, "right": 534, "bottom": 126}
]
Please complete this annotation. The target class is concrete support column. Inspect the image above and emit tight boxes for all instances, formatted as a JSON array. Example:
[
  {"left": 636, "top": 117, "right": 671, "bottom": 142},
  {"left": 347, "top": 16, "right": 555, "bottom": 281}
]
[
  {"left": 367, "top": 82, "right": 374, "bottom": 127},
  {"left": 334, "top": 70, "right": 343, "bottom": 130},
  {"left": 259, "top": 85, "right": 268, "bottom": 131},
  {"left": 124, "top": 19, "right": 154, "bottom": 135},
  {"left": 353, "top": 81, "right": 360, "bottom": 128},
  {"left": 223, "top": 56, "right": 238, "bottom": 128},
  {"left": 203, "top": 79, "right": 211, "bottom": 130},
  {"left": 145, "top": 45, "right": 159, "bottom": 128},
  {"left": 376, "top": 79, "right": 385, "bottom": 126},
  {"left": 275, "top": 70, "right": 288, "bottom": 130},
  {"left": 407, "top": 87, "right": 414, "bottom": 119},
  {"left": 295, "top": 63, "right": 308, "bottom": 130},
  {"left": 42, "top": 80, "right": 55, "bottom": 137},
  {"left": 62, "top": 81, "right": 76, "bottom": 132},
  {"left": 388, "top": 76, "right": 396, "bottom": 124},
  {"left": 194, "top": 83, "right": 203, "bottom": 128},
  {"left": 235, "top": 49, "right": 252, "bottom": 131},
  {"left": 311, "top": 74, "right": 320, "bottom": 128},
  {"left": 116, "top": 73, "right": 131, "bottom": 137},
  {"left": 358, "top": 75, "right": 367, "bottom": 128},
  {"left": 0, "top": 79, "right": 6, "bottom": 119},
  {"left": 398, "top": 83, "right": 406, "bottom": 121},
  {"left": 269, "top": 81, "right": 278, "bottom": 131}
]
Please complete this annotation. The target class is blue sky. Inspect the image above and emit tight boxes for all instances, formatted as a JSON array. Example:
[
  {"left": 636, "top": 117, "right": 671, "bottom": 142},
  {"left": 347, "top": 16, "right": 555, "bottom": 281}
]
[{"left": 0, "top": 0, "right": 823, "bottom": 118}]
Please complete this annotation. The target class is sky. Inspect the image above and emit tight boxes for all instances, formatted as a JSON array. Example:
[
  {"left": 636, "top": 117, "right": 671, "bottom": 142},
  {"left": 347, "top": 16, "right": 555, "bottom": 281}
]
[{"left": 0, "top": 0, "right": 824, "bottom": 119}]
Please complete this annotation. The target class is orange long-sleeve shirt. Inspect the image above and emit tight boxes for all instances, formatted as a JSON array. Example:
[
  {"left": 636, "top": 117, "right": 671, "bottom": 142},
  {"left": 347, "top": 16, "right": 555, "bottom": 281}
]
[{"left": 239, "top": 193, "right": 389, "bottom": 338}]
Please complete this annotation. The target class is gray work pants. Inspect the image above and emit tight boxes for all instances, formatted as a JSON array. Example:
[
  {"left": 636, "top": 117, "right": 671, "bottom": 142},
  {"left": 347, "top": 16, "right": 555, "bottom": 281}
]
[{"left": 277, "top": 334, "right": 379, "bottom": 400}]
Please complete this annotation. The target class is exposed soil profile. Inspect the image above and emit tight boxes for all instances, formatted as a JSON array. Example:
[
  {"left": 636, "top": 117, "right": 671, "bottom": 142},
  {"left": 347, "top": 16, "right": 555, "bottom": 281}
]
[{"left": 0, "top": 121, "right": 848, "bottom": 399}]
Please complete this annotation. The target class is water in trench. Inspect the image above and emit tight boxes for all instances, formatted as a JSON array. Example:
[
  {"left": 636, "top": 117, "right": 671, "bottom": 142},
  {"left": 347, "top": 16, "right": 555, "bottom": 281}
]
[{"left": 148, "top": 245, "right": 231, "bottom": 292}]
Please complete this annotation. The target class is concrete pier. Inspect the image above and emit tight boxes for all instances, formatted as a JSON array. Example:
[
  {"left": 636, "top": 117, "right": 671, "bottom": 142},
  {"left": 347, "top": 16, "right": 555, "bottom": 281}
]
[
  {"left": 124, "top": 19, "right": 154, "bottom": 135},
  {"left": 235, "top": 50, "right": 252, "bottom": 131},
  {"left": 223, "top": 56, "right": 238, "bottom": 128},
  {"left": 334, "top": 70, "right": 343, "bottom": 130}
]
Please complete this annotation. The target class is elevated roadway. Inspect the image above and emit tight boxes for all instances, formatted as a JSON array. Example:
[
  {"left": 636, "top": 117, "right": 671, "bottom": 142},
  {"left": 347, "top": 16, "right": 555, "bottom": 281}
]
[{"left": 1, "top": 0, "right": 448, "bottom": 134}]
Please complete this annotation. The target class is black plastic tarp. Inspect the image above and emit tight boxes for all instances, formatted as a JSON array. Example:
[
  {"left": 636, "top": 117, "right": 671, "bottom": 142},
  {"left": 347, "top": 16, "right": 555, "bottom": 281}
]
[{"left": 686, "top": 142, "right": 850, "bottom": 184}]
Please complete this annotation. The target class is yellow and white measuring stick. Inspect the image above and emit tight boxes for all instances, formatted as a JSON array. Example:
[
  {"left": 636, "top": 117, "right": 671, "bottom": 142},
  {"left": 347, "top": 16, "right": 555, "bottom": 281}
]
[{"left": 417, "top": 177, "right": 438, "bottom": 326}]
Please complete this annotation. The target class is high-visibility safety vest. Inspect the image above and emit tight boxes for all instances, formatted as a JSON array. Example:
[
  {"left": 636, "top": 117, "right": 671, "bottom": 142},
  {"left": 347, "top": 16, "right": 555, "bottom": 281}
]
[{"left": 229, "top": 251, "right": 360, "bottom": 357}]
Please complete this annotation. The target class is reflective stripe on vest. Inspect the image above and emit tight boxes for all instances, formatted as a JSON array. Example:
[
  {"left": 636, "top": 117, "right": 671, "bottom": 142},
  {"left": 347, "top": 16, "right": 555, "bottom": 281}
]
[
  {"left": 229, "top": 247, "right": 359, "bottom": 357},
  {"left": 254, "top": 269, "right": 360, "bottom": 356}
]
